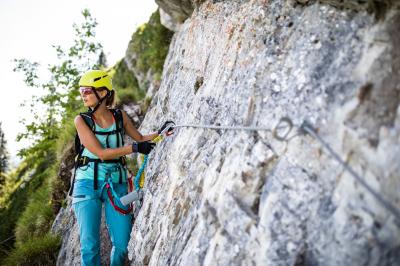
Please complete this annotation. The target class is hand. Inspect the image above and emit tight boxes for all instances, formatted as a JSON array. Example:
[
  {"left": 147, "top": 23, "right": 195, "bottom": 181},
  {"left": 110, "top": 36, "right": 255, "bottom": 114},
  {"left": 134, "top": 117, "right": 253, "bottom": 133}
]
[
  {"left": 132, "top": 141, "right": 156, "bottom": 155},
  {"left": 158, "top": 120, "right": 175, "bottom": 135}
]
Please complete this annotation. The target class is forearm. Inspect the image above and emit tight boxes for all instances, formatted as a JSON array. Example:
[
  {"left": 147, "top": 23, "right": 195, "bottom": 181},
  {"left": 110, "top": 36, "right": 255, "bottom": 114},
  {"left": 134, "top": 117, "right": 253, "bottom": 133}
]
[{"left": 98, "top": 145, "right": 133, "bottom": 160}]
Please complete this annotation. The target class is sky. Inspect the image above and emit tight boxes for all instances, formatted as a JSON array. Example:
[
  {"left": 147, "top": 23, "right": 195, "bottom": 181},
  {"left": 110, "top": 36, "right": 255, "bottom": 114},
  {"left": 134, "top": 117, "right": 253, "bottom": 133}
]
[{"left": 0, "top": 0, "right": 158, "bottom": 166}]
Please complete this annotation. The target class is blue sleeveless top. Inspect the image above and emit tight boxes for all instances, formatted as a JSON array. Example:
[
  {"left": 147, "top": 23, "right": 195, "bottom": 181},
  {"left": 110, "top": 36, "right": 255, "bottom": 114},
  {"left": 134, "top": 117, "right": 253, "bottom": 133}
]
[{"left": 75, "top": 121, "right": 127, "bottom": 183}]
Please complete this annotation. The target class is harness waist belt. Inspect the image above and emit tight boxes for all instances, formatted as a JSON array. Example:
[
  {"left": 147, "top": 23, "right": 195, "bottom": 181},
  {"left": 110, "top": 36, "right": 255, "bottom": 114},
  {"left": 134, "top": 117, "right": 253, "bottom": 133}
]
[{"left": 76, "top": 156, "right": 126, "bottom": 167}]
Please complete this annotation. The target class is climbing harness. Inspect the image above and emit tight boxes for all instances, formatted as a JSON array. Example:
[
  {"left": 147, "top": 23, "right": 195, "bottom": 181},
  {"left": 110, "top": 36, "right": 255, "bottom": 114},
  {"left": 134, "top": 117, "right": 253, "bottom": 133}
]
[
  {"left": 104, "top": 178, "right": 133, "bottom": 215},
  {"left": 69, "top": 109, "right": 128, "bottom": 215}
]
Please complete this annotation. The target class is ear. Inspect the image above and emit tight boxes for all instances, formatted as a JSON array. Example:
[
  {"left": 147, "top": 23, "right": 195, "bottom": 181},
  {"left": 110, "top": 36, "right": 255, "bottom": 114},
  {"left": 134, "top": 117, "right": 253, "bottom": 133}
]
[{"left": 100, "top": 90, "right": 108, "bottom": 98}]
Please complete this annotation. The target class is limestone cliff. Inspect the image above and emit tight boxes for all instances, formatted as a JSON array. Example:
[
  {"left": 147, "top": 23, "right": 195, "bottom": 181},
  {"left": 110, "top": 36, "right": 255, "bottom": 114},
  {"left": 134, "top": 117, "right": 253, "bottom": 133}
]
[{"left": 127, "top": 1, "right": 400, "bottom": 265}]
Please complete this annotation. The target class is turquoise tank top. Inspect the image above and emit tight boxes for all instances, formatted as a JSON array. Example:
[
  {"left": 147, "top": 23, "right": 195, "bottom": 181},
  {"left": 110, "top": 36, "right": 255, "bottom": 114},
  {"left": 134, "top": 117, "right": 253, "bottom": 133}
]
[{"left": 75, "top": 121, "right": 127, "bottom": 183}]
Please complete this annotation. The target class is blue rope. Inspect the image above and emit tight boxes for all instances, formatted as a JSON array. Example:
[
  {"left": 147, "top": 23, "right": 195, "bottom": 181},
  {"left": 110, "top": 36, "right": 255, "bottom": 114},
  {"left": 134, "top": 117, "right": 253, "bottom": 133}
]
[
  {"left": 134, "top": 155, "right": 148, "bottom": 191},
  {"left": 107, "top": 181, "right": 121, "bottom": 202}
]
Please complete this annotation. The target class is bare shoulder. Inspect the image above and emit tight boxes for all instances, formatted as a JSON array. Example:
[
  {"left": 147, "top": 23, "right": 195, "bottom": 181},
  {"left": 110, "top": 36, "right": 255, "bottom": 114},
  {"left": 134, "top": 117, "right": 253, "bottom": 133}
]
[
  {"left": 74, "top": 114, "right": 84, "bottom": 126},
  {"left": 120, "top": 109, "right": 128, "bottom": 118},
  {"left": 120, "top": 109, "right": 129, "bottom": 125},
  {"left": 74, "top": 115, "right": 90, "bottom": 131}
]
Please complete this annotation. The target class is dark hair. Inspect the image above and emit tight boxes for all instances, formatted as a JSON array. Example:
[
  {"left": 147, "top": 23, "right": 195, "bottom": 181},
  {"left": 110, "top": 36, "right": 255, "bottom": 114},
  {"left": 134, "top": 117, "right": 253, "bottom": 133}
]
[
  {"left": 96, "top": 87, "right": 115, "bottom": 108},
  {"left": 105, "top": 90, "right": 115, "bottom": 108}
]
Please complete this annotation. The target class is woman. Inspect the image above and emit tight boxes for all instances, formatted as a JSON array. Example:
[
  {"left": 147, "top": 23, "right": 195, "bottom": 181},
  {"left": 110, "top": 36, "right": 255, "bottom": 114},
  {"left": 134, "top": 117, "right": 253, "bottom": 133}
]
[{"left": 72, "top": 70, "right": 171, "bottom": 266}]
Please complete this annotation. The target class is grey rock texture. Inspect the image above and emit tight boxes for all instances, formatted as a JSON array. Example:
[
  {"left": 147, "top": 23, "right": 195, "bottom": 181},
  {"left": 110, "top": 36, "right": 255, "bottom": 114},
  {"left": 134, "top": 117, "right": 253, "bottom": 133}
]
[
  {"left": 123, "top": 102, "right": 145, "bottom": 129},
  {"left": 123, "top": 56, "right": 150, "bottom": 92},
  {"left": 127, "top": 1, "right": 400, "bottom": 265},
  {"left": 160, "top": 8, "right": 181, "bottom": 32},
  {"left": 156, "top": 0, "right": 195, "bottom": 29},
  {"left": 124, "top": 49, "right": 163, "bottom": 100}
]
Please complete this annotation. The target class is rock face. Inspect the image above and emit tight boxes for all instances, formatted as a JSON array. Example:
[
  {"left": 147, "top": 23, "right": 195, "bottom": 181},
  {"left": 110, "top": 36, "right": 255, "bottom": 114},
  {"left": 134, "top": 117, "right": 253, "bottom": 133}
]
[
  {"left": 127, "top": 1, "right": 400, "bottom": 265},
  {"left": 159, "top": 8, "right": 181, "bottom": 32},
  {"left": 123, "top": 55, "right": 153, "bottom": 94},
  {"left": 156, "top": 0, "right": 195, "bottom": 29}
]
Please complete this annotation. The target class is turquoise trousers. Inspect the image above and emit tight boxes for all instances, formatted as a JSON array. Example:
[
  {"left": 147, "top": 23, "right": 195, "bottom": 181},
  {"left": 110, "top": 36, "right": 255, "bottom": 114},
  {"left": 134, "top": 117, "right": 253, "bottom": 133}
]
[{"left": 72, "top": 179, "right": 132, "bottom": 266}]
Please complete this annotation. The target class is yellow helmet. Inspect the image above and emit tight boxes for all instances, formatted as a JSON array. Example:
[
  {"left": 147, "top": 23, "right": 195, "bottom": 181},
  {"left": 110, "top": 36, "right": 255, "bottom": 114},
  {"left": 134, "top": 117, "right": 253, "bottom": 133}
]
[{"left": 79, "top": 70, "right": 113, "bottom": 91}]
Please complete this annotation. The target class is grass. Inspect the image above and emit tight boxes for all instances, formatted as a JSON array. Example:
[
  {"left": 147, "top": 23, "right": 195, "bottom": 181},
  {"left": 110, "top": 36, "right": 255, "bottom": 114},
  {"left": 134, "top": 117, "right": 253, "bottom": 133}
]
[
  {"left": 0, "top": 164, "right": 39, "bottom": 251},
  {"left": 3, "top": 233, "right": 61, "bottom": 266},
  {"left": 0, "top": 154, "right": 58, "bottom": 265},
  {"left": 15, "top": 175, "right": 55, "bottom": 245}
]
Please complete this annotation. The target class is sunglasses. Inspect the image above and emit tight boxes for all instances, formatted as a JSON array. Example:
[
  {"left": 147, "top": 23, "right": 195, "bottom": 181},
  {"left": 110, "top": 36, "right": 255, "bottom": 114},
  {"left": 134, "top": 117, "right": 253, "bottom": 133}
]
[{"left": 79, "top": 87, "right": 94, "bottom": 96}]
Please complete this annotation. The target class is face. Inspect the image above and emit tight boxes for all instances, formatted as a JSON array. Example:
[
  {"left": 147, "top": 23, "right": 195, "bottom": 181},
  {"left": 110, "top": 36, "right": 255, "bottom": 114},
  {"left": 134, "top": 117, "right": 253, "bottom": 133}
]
[{"left": 79, "top": 87, "right": 107, "bottom": 107}]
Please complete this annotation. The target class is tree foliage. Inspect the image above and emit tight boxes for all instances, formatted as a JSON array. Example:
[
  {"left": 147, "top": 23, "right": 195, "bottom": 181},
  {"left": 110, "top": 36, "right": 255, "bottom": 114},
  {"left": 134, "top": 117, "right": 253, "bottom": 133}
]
[
  {"left": 0, "top": 122, "right": 8, "bottom": 186},
  {"left": 0, "top": 9, "right": 104, "bottom": 264},
  {"left": 13, "top": 9, "right": 104, "bottom": 161}
]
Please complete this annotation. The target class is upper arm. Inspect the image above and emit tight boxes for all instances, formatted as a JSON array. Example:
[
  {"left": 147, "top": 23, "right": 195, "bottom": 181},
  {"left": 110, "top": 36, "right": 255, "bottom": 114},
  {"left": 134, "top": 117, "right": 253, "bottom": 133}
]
[
  {"left": 121, "top": 110, "right": 143, "bottom": 142},
  {"left": 74, "top": 115, "right": 104, "bottom": 157}
]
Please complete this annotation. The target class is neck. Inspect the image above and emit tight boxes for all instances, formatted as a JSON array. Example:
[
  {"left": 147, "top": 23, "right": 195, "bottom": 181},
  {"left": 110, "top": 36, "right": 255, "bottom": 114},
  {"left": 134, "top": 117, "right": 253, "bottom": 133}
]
[{"left": 91, "top": 102, "right": 109, "bottom": 118}]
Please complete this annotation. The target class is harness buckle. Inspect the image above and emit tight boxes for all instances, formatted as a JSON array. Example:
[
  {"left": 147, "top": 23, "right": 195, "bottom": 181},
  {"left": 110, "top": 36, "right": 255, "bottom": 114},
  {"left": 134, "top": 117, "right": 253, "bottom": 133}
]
[
  {"left": 76, "top": 156, "right": 90, "bottom": 167},
  {"left": 121, "top": 156, "right": 126, "bottom": 166}
]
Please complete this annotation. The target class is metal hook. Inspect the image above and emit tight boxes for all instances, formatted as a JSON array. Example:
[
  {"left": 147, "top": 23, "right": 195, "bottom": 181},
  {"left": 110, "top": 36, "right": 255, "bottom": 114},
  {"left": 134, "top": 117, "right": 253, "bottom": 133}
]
[{"left": 273, "top": 117, "right": 293, "bottom": 141}]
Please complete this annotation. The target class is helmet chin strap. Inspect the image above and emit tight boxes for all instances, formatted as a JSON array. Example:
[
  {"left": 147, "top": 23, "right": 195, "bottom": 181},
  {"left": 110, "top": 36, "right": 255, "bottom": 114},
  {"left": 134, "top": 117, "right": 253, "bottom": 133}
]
[{"left": 89, "top": 88, "right": 108, "bottom": 114}]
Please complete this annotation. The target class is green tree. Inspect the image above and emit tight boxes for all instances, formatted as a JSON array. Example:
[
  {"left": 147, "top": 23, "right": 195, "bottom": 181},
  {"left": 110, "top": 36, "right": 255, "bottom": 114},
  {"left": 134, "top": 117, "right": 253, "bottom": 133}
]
[
  {"left": 13, "top": 9, "right": 104, "bottom": 162},
  {"left": 0, "top": 9, "right": 105, "bottom": 264},
  {"left": 0, "top": 122, "right": 8, "bottom": 186},
  {"left": 97, "top": 50, "right": 108, "bottom": 68}
]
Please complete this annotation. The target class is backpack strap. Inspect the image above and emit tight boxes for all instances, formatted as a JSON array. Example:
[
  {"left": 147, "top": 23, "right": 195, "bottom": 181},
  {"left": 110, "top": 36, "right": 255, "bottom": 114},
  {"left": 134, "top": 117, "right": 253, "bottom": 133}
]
[
  {"left": 80, "top": 112, "right": 95, "bottom": 130},
  {"left": 76, "top": 112, "right": 95, "bottom": 161},
  {"left": 110, "top": 109, "right": 125, "bottom": 184},
  {"left": 93, "top": 160, "right": 99, "bottom": 190},
  {"left": 69, "top": 112, "right": 95, "bottom": 196},
  {"left": 110, "top": 109, "right": 125, "bottom": 147}
]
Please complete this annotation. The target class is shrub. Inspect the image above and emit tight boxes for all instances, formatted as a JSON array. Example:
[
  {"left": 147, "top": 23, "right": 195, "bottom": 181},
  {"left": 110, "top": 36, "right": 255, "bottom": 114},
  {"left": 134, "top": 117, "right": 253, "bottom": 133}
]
[
  {"left": 3, "top": 233, "right": 61, "bottom": 266},
  {"left": 14, "top": 177, "right": 55, "bottom": 245},
  {"left": 127, "top": 9, "right": 173, "bottom": 81},
  {"left": 112, "top": 59, "right": 145, "bottom": 105}
]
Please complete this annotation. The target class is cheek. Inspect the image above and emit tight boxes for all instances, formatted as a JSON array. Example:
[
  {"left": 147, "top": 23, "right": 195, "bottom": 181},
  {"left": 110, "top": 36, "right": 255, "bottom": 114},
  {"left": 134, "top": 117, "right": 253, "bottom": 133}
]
[{"left": 81, "top": 95, "right": 96, "bottom": 103}]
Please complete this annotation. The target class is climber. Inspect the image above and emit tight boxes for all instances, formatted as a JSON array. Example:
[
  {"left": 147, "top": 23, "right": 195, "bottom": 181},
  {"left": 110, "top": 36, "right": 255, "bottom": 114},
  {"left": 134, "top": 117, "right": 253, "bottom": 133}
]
[{"left": 71, "top": 69, "right": 173, "bottom": 266}]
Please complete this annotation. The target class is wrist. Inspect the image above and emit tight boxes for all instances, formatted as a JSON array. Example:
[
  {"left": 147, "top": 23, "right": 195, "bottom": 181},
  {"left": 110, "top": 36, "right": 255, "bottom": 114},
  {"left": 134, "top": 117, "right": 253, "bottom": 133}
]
[{"left": 131, "top": 143, "right": 138, "bottom": 153}]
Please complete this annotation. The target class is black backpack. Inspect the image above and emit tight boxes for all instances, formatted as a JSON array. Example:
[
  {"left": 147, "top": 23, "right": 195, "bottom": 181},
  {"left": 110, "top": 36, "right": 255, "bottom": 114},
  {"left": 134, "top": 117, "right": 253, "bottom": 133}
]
[{"left": 69, "top": 109, "right": 126, "bottom": 195}]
